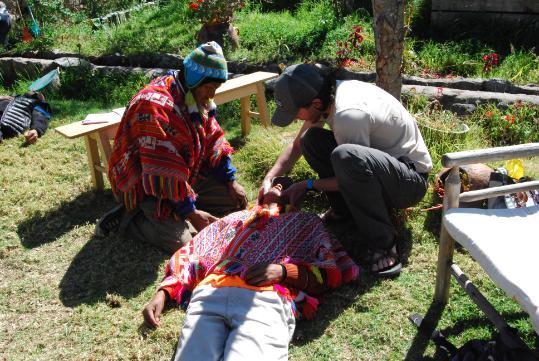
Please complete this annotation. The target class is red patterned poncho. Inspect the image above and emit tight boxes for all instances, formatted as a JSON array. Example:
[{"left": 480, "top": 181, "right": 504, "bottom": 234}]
[{"left": 108, "top": 74, "right": 233, "bottom": 218}]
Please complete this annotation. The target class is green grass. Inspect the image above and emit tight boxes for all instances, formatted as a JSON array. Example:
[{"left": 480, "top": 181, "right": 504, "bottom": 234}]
[
  {"left": 1, "top": 75, "right": 538, "bottom": 359},
  {"left": 2, "top": 0, "right": 538, "bottom": 84}
]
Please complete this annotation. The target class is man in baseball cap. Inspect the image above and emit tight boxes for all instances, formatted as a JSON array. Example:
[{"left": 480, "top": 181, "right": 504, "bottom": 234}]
[
  {"left": 259, "top": 63, "right": 433, "bottom": 277},
  {"left": 271, "top": 64, "right": 324, "bottom": 127}
]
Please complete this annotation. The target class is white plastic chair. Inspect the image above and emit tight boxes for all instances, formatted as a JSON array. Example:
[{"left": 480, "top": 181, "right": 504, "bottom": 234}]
[{"left": 434, "top": 143, "right": 539, "bottom": 341}]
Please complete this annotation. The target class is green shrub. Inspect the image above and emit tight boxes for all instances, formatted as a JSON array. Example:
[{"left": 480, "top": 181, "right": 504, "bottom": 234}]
[
  {"left": 57, "top": 66, "right": 148, "bottom": 105},
  {"left": 319, "top": 14, "right": 375, "bottom": 64},
  {"left": 487, "top": 50, "right": 539, "bottom": 85},
  {"left": 415, "top": 40, "right": 492, "bottom": 77},
  {"left": 471, "top": 102, "right": 539, "bottom": 146}
]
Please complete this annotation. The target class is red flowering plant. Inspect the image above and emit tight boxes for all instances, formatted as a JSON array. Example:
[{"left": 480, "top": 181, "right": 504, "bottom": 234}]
[
  {"left": 475, "top": 102, "right": 539, "bottom": 146},
  {"left": 188, "top": 0, "right": 246, "bottom": 24},
  {"left": 335, "top": 25, "right": 366, "bottom": 68},
  {"left": 482, "top": 53, "right": 499, "bottom": 72}
]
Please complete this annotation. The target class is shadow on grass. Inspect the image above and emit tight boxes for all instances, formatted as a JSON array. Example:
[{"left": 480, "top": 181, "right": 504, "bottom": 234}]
[
  {"left": 292, "top": 213, "right": 415, "bottom": 345},
  {"left": 292, "top": 275, "right": 379, "bottom": 346},
  {"left": 17, "top": 191, "right": 115, "bottom": 249},
  {"left": 59, "top": 234, "right": 166, "bottom": 307},
  {"left": 404, "top": 301, "right": 445, "bottom": 361}
]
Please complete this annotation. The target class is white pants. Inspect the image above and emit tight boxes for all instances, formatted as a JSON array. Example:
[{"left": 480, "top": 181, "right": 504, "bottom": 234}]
[{"left": 173, "top": 285, "right": 296, "bottom": 361}]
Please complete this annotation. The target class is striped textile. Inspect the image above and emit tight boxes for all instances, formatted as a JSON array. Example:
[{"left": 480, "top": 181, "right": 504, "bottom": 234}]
[{"left": 159, "top": 206, "right": 360, "bottom": 319}]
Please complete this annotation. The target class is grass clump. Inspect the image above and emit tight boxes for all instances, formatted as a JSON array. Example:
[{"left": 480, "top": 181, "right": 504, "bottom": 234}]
[{"left": 232, "top": 0, "right": 336, "bottom": 63}]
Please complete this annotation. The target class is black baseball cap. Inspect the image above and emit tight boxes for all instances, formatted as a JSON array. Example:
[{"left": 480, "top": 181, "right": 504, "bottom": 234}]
[{"left": 272, "top": 64, "right": 324, "bottom": 127}]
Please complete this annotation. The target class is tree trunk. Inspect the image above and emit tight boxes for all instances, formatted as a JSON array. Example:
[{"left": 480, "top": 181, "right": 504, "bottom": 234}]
[
  {"left": 372, "top": 0, "right": 405, "bottom": 100},
  {"left": 196, "top": 22, "right": 239, "bottom": 51}
]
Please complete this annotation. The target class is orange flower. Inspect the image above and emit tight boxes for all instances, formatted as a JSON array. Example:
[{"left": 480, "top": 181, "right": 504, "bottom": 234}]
[
  {"left": 505, "top": 115, "right": 516, "bottom": 124},
  {"left": 485, "top": 111, "right": 493, "bottom": 118}
]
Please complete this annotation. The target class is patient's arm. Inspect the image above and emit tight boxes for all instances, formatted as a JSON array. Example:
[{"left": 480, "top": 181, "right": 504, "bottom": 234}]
[
  {"left": 142, "top": 289, "right": 169, "bottom": 328},
  {"left": 245, "top": 263, "right": 327, "bottom": 295}
]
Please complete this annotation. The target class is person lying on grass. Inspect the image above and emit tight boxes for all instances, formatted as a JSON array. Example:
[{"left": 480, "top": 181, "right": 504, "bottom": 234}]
[
  {"left": 143, "top": 177, "right": 359, "bottom": 361},
  {"left": 95, "top": 41, "right": 248, "bottom": 253},
  {"left": 0, "top": 92, "right": 52, "bottom": 145}
]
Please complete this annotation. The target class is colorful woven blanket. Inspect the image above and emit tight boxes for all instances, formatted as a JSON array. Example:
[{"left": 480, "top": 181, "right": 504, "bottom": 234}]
[
  {"left": 159, "top": 206, "right": 360, "bottom": 319},
  {"left": 108, "top": 74, "right": 233, "bottom": 217}
]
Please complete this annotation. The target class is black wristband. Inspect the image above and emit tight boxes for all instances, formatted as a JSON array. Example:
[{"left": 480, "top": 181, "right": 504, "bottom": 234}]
[{"left": 280, "top": 263, "right": 287, "bottom": 282}]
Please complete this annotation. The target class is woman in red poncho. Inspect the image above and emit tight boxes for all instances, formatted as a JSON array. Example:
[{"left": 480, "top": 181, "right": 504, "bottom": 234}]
[{"left": 95, "top": 42, "right": 248, "bottom": 254}]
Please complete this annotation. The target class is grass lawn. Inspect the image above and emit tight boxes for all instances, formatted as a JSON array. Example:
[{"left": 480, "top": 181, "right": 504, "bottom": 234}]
[{"left": 1, "top": 88, "right": 538, "bottom": 360}]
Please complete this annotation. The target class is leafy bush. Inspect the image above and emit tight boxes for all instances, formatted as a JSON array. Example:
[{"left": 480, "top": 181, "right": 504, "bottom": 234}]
[
  {"left": 472, "top": 102, "right": 539, "bottom": 146},
  {"left": 487, "top": 50, "right": 539, "bottom": 85},
  {"left": 415, "top": 40, "right": 493, "bottom": 77},
  {"left": 57, "top": 66, "right": 148, "bottom": 105},
  {"left": 81, "top": 0, "right": 145, "bottom": 17},
  {"left": 319, "top": 14, "right": 375, "bottom": 65}
]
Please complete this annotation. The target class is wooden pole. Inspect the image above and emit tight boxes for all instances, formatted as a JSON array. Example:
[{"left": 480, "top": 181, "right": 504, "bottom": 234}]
[{"left": 434, "top": 166, "right": 460, "bottom": 304}]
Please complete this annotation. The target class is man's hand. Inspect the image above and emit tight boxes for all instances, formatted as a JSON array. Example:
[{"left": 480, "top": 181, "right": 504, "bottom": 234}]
[
  {"left": 24, "top": 129, "right": 38, "bottom": 144},
  {"left": 186, "top": 210, "right": 218, "bottom": 232},
  {"left": 142, "top": 290, "right": 167, "bottom": 328},
  {"left": 228, "top": 180, "right": 248, "bottom": 209},
  {"left": 257, "top": 178, "right": 272, "bottom": 205},
  {"left": 245, "top": 263, "right": 284, "bottom": 287},
  {"left": 282, "top": 181, "right": 308, "bottom": 210}
]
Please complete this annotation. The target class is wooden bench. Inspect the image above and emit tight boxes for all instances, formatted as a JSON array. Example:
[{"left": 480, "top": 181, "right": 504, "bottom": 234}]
[{"left": 55, "top": 71, "right": 278, "bottom": 190}]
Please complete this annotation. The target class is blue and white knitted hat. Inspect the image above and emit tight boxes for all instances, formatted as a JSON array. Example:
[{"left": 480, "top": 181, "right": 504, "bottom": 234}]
[{"left": 183, "top": 41, "right": 228, "bottom": 89}]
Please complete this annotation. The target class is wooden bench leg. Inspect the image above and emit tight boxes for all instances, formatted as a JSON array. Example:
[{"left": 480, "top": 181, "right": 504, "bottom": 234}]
[
  {"left": 240, "top": 97, "right": 251, "bottom": 136},
  {"left": 97, "top": 131, "right": 113, "bottom": 170},
  {"left": 84, "top": 135, "right": 104, "bottom": 190},
  {"left": 255, "top": 82, "right": 270, "bottom": 128}
]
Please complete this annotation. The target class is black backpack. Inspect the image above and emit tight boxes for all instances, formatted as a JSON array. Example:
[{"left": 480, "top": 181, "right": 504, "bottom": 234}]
[{"left": 450, "top": 329, "right": 538, "bottom": 361}]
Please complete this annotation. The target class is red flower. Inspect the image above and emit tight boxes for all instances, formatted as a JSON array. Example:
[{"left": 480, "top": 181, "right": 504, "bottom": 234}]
[
  {"left": 485, "top": 111, "right": 493, "bottom": 118},
  {"left": 189, "top": 2, "right": 199, "bottom": 10},
  {"left": 505, "top": 115, "right": 516, "bottom": 124}
]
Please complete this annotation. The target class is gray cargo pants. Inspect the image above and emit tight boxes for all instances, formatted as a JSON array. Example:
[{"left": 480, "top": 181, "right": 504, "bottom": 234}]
[
  {"left": 119, "top": 175, "right": 241, "bottom": 254},
  {"left": 301, "top": 127, "right": 428, "bottom": 250}
]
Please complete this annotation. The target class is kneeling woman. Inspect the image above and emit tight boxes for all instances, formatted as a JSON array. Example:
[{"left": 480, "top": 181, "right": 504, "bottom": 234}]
[{"left": 96, "top": 42, "right": 247, "bottom": 253}]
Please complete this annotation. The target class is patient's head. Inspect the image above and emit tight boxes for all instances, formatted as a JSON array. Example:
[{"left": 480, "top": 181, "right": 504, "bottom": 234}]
[{"left": 262, "top": 176, "right": 293, "bottom": 207}]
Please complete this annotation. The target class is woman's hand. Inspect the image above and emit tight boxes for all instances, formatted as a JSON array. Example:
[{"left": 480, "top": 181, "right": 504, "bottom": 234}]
[
  {"left": 142, "top": 290, "right": 167, "bottom": 328},
  {"left": 228, "top": 180, "right": 248, "bottom": 209},
  {"left": 187, "top": 210, "right": 218, "bottom": 231},
  {"left": 245, "top": 263, "right": 284, "bottom": 287},
  {"left": 257, "top": 178, "right": 272, "bottom": 205}
]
